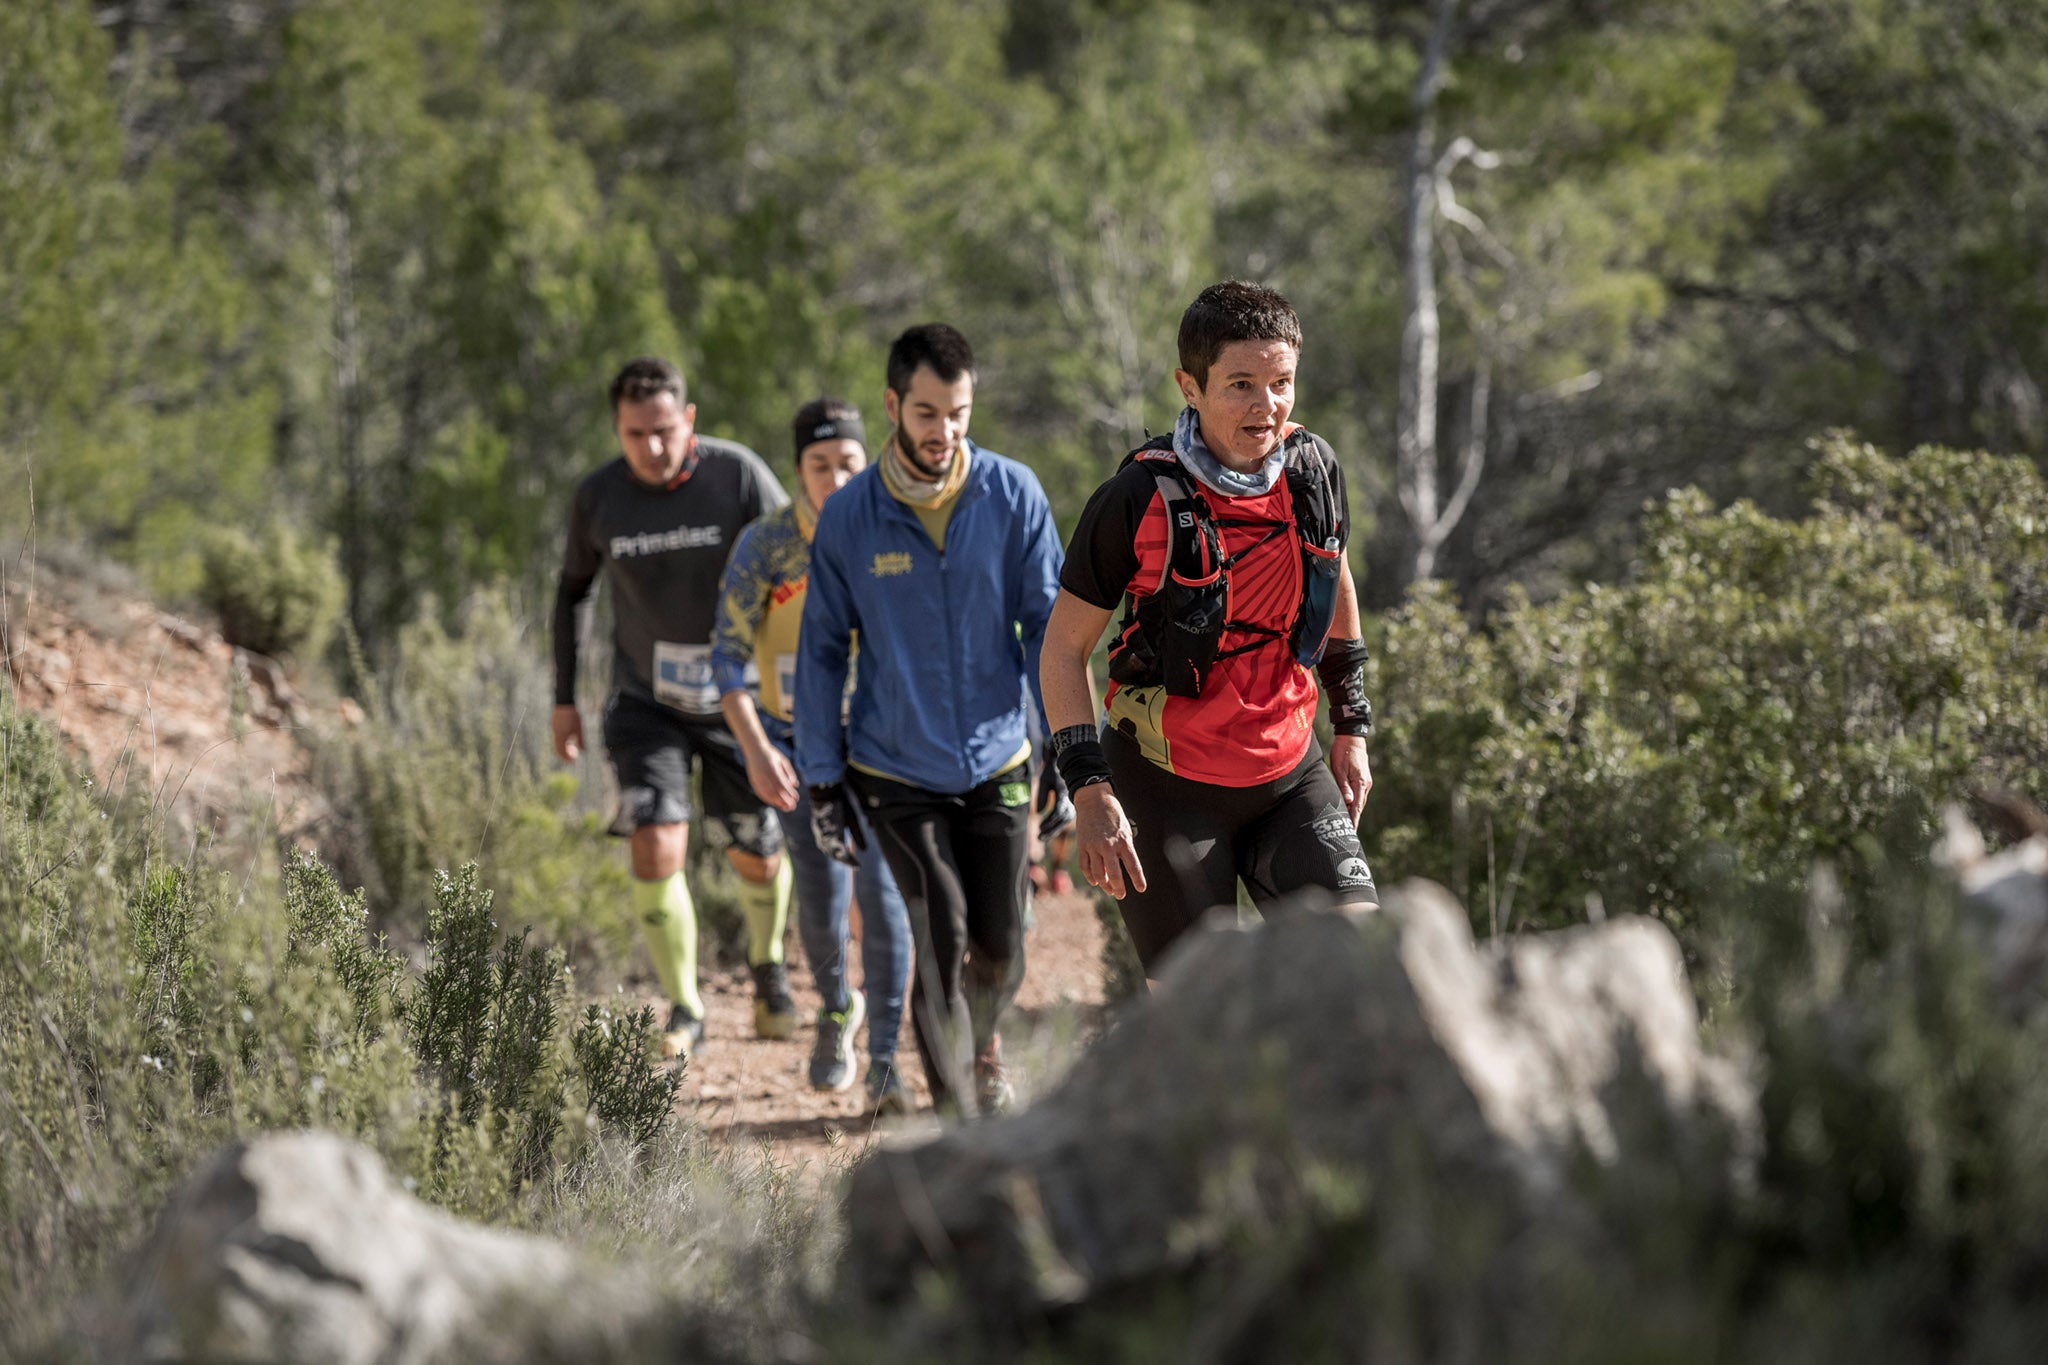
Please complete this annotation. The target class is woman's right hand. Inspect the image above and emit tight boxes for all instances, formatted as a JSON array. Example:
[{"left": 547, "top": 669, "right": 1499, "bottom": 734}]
[{"left": 1075, "top": 783, "right": 1146, "bottom": 900}]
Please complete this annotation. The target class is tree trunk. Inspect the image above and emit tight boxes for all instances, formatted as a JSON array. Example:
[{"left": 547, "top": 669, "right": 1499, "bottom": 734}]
[
  {"left": 322, "top": 127, "right": 369, "bottom": 653},
  {"left": 1397, "top": 0, "right": 1465, "bottom": 585}
]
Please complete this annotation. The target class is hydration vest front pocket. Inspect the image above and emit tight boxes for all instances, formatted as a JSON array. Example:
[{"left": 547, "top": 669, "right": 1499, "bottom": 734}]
[{"left": 1161, "top": 569, "right": 1226, "bottom": 698}]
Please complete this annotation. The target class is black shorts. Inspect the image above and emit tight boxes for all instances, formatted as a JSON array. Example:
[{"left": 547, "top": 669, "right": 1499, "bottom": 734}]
[
  {"left": 601, "top": 692, "right": 782, "bottom": 857},
  {"left": 1105, "top": 729, "right": 1377, "bottom": 971}
]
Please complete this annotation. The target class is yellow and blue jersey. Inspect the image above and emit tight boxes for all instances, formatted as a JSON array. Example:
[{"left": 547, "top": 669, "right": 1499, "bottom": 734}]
[{"left": 710, "top": 497, "right": 817, "bottom": 727}]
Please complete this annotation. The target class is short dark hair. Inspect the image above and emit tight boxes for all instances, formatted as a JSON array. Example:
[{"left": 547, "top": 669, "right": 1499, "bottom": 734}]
[
  {"left": 790, "top": 396, "right": 864, "bottom": 464},
  {"left": 1177, "top": 282, "right": 1302, "bottom": 389},
  {"left": 609, "top": 356, "right": 686, "bottom": 414},
  {"left": 885, "top": 323, "right": 975, "bottom": 397}
]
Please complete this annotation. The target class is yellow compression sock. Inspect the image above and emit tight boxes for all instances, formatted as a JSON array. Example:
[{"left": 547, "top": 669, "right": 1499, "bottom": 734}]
[
  {"left": 739, "top": 858, "right": 792, "bottom": 967},
  {"left": 633, "top": 872, "right": 703, "bottom": 1017}
]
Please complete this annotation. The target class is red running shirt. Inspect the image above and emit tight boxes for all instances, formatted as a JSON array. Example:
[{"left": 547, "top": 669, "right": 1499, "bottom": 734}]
[{"left": 1060, "top": 452, "right": 1324, "bottom": 787}]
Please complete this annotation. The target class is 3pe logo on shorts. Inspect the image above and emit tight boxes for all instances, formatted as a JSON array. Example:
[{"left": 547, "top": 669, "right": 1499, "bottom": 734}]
[
  {"left": 999, "top": 781, "right": 1031, "bottom": 808},
  {"left": 1312, "top": 806, "right": 1361, "bottom": 855}
]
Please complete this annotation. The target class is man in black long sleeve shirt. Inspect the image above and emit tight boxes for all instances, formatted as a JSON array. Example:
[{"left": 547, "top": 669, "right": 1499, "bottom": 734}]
[{"left": 552, "top": 356, "right": 793, "bottom": 1057}]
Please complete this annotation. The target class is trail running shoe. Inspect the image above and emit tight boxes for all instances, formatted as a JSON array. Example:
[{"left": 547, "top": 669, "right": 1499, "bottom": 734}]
[
  {"left": 865, "top": 1059, "right": 912, "bottom": 1118},
  {"left": 752, "top": 961, "right": 798, "bottom": 1040},
  {"left": 660, "top": 1003, "right": 705, "bottom": 1061},
  {"left": 974, "top": 1035, "right": 1014, "bottom": 1116},
  {"left": 808, "top": 990, "right": 866, "bottom": 1092}
]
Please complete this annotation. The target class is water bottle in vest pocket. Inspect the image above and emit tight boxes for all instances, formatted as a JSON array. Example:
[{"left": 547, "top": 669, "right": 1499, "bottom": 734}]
[{"left": 1294, "top": 535, "right": 1342, "bottom": 667}]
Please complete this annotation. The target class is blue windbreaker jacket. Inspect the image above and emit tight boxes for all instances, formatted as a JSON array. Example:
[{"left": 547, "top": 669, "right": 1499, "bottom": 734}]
[{"left": 794, "top": 443, "right": 1061, "bottom": 794}]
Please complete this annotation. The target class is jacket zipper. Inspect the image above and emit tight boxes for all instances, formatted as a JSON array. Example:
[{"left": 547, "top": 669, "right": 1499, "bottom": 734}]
[{"left": 898, "top": 471, "right": 981, "bottom": 793}]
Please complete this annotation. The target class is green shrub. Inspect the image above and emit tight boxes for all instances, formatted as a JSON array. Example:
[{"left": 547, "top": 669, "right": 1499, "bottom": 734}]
[
  {"left": 313, "top": 590, "right": 638, "bottom": 979},
  {"left": 572, "top": 1004, "right": 684, "bottom": 1149},
  {"left": 1367, "top": 437, "right": 2048, "bottom": 937},
  {"left": 0, "top": 683, "right": 683, "bottom": 1353},
  {"left": 281, "top": 851, "right": 406, "bottom": 1041},
  {"left": 313, "top": 587, "right": 765, "bottom": 982},
  {"left": 196, "top": 520, "right": 345, "bottom": 660}
]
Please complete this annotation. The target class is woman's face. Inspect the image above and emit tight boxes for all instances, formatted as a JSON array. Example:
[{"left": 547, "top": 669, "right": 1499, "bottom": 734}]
[{"left": 800, "top": 437, "right": 867, "bottom": 511}]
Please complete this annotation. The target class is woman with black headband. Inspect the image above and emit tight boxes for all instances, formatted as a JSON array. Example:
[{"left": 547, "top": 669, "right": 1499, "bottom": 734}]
[{"left": 712, "top": 398, "right": 915, "bottom": 1113}]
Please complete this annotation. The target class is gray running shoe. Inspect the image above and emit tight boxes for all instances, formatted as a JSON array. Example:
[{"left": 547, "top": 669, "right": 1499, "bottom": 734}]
[
  {"left": 808, "top": 990, "right": 866, "bottom": 1092},
  {"left": 974, "top": 1035, "right": 1014, "bottom": 1116},
  {"left": 660, "top": 1003, "right": 705, "bottom": 1060},
  {"left": 864, "top": 1059, "right": 912, "bottom": 1118},
  {"left": 751, "top": 961, "right": 797, "bottom": 1039}
]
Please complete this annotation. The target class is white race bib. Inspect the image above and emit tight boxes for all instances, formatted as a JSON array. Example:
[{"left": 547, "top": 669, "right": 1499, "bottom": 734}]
[{"left": 652, "top": 641, "right": 719, "bottom": 714}]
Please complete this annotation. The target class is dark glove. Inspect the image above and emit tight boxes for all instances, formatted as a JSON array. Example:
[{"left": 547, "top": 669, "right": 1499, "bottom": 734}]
[
  {"left": 809, "top": 783, "right": 864, "bottom": 867},
  {"left": 1036, "top": 761, "right": 1075, "bottom": 841}
]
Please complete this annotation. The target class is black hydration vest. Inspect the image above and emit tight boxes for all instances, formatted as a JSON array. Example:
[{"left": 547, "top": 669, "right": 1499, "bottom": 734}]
[{"left": 1107, "top": 429, "right": 1347, "bottom": 699}]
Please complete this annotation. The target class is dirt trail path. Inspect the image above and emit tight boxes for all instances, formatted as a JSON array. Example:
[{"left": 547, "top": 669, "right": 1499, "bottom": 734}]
[{"left": 671, "top": 886, "right": 1107, "bottom": 1175}]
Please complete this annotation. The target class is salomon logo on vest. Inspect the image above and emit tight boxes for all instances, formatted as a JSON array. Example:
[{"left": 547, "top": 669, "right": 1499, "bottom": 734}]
[{"left": 870, "top": 551, "right": 913, "bottom": 578}]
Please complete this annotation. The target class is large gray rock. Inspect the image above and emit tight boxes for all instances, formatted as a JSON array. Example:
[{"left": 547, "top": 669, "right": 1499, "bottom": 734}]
[
  {"left": 96, "top": 1130, "right": 606, "bottom": 1364},
  {"left": 842, "top": 881, "right": 1756, "bottom": 1330}
]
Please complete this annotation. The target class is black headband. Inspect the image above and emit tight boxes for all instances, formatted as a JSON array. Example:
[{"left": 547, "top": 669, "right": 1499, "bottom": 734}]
[{"left": 795, "top": 415, "right": 865, "bottom": 459}]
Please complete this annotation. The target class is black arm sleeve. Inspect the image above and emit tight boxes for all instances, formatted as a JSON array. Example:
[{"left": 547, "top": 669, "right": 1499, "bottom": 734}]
[
  {"left": 1057, "top": 463, "right": 1154, "bottom": 610},
  {"left": 552, "top": 487, "right": 601, "bottom": 705}
]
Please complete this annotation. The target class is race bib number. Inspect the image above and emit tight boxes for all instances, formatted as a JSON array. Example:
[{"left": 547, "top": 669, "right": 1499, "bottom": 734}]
[{"left": 652, "top": 641, "right": 718, "bottom": 714}]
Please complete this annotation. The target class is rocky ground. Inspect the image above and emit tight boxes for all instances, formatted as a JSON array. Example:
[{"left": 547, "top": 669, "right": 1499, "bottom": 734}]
[{"left": 3, "top": 556, "right": 1107, "bottom": 1173}]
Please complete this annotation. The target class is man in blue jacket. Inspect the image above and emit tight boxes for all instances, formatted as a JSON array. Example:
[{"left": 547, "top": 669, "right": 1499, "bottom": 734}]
[{"left": 795, "top": 323, "right": 1063, "bottom": 1117}]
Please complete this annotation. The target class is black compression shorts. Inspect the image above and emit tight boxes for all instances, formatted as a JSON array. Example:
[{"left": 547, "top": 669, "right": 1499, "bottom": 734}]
[
  {"left": 601, "top": 692, "right": 782, "bottom": 857},
  {"left": 1104, "top": 728, "right": 1377, "bottom": 971}
]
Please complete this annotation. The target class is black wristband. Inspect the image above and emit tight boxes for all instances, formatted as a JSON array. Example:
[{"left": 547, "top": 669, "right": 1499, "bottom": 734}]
[
  {"left": 1048, "top": 724, "right": 1114, "bottom": 792},
  {"left": 1316, "top": 639, "right": 1373, "bottom": 737},
  {"left": 1045, "top": 724, "right": 1098, "bottom": 760}
]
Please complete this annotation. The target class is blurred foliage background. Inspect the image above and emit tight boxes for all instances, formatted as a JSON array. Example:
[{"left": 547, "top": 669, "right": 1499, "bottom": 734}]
[
  {"left": 7, "top": 0, "right": 2045, "bottom": 656},
  {"left": 7, "top": 4, "right": 2048, "bottom": 1356}
]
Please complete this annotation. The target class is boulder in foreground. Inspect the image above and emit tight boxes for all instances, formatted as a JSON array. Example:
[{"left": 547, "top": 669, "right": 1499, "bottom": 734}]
[
  {"left": 843, "top": 882, "right": 1758, "bottom": 1340},
  {"left": 96, "top": 1130, "right": 601, "bottom": 1364}
]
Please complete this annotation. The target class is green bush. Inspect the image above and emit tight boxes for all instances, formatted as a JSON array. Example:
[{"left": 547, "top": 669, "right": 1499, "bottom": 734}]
[
  {"left": 313, "top": 587, "right": 763, "bottom": 981},
  {"left": 196, "top": 521, "right": 345, "bottom": 660},
  {"left": 1366, "top": 436, "right": 2048, "bottom": 937},
  {"left": 313, "top": 590, "right": 639, "bottom": 979},
  {"left": 0, "top": 683, "right": 682, "bottom": 1351}
]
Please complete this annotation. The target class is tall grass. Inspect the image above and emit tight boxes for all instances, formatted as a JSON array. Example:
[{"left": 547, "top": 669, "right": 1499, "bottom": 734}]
[
  {"left": 0, "top": 679, "right": 705, "bottom": 1353},
  {"left": 311, "top": 587, "right": 751, "bottom": 980}
]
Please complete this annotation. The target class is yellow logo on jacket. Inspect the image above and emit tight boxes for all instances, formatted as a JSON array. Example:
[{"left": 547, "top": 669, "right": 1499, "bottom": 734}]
[{"left": 871, "top": 551, "right": 914, "bottom": 578}]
